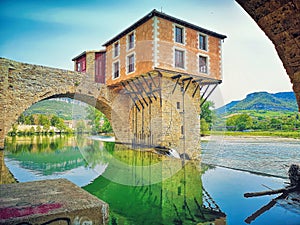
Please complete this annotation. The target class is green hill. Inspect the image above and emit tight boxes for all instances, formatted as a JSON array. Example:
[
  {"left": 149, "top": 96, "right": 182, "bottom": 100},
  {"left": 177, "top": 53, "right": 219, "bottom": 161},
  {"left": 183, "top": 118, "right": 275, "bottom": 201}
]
[
  {"left": 24, "top": 98, "right": 88, "bottom": 120},
  {"left": 217, "top": 91, "right": 297, "bottom": 114}
]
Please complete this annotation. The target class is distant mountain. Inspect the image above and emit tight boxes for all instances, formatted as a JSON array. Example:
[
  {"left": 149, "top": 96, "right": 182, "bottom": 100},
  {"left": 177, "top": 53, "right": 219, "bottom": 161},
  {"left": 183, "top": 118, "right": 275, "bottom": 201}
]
[
  {"left": 216, "top": 91, "right": 297, "bottom": 114},
  {"left": 24, "top": 98, "right": 89, "bottom": 120}
]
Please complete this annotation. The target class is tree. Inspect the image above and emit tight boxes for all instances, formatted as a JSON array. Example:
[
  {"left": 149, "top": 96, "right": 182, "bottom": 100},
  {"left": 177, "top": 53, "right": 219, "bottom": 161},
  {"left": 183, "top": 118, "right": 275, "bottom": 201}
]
[
  {"left": 200, "top": 101, "right": 215, "bottom": 125},
  {"left": 50, "top": 115, "right": 60, "bottom": 127},
  {"left": 76, "top": 120, "right": 86, "bottom": 134},
  {"left": 55, "top": 118, "right": 67, "bottom": 133},
  {"left": 18, "top": 114, "right": 25, "bottom": 124},
  {"left": 25, "top": 115, "right": 35, "bottom": 125},
  {"left": 200, "top": 118, "right": 209, "bottom": 136},
  {"left": 38, "top": 115, "right": 50, "bottom": 127},
  {"left": 86, "top": 106, "right": 112, "bottom": 134},
  {"left": 100, "top": 117, "right": 113, "bottom": 133},
  {"left": 226, "top": 113, "right": 253, "bottom": 131}
]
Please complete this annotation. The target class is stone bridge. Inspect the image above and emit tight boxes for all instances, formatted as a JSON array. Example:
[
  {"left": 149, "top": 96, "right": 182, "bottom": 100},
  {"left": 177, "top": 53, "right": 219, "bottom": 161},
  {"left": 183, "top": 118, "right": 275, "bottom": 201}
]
[
  {"left": 236, "top": 0, "right": 300, "bottom": 110},
  {"left": 0, "top": 58, "right": 203, "bottom": 159},
  {"left": 0, "top": 58, "right": 114, "bottom": 150}
]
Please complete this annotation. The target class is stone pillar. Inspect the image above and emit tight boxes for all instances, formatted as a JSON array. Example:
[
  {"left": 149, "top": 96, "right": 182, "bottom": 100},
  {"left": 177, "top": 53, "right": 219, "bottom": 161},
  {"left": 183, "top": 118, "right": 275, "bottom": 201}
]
[{"left": 0, "top": 58, "right": 9, "bottom": 150}]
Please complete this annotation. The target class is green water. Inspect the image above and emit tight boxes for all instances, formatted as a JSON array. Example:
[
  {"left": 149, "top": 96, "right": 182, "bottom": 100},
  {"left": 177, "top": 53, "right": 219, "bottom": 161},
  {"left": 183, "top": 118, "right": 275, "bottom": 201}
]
[
  {"left": 4, "top": 136, "right": 226, "bottom": 224},
  {"left": 4, "top": 135, "right": 300, "bottom": 225},
  {"left": 83, "top": 151, "right": 225, "bottom": 225}
]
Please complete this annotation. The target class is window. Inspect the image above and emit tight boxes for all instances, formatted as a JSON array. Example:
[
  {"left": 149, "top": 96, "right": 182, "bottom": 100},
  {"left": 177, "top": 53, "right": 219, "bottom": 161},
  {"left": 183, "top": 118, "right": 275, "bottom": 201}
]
[
  {"left": 113, "top": 61, "right": 119, "bottom": 79},
  {"left": 114, "top": 42, "right": 119, "bottom": 57},
  {"left": 128, "top": 33, "right": 134, "bottom": 50},
  {"left": 127, "top": 54, "right": 135, "bottom": 73},
  {"left": 175, "top": 49, "right": 184, "bottom": 69},
  {"left": 175, "top": 26, "right": 184, "bottom": 44},
  {"left": 199, "top": 55, "right": 208, "bottom": 73},
  {"left": 76, "top": 59, "right": 86, "bottom": 72},
  {"left": 76, "top": 62, "right": 81, "bottom": 72},
  {"left": 199, "top": 34, "right": 207, "bottom": 51}
]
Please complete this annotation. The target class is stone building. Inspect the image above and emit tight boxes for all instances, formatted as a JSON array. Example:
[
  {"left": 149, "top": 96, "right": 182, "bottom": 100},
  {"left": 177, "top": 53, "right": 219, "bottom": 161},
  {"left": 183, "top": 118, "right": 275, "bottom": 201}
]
[
  {"left": 72, "top": 9, "right": 226, "bottom": 158},
  {"left": 72, "top": 9, "right": 226, "bottom": 86}
]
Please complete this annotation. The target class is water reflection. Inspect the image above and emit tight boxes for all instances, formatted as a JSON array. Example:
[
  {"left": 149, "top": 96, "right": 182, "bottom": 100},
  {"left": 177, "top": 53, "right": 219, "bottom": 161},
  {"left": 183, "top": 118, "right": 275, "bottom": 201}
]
[
  {"left": 5, "top": 136, "right": 85, "bottom": 176},
  {"left": 3, "top": 136, "right": 227, "bottom": 225},
  {"left": 84, "top": 161, "right": 226, "bottom": 225}
]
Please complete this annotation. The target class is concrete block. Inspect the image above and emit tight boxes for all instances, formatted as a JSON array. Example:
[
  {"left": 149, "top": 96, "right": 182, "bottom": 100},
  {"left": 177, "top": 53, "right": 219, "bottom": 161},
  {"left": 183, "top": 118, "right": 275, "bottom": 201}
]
[{"left": 0, "top": 179, "right": 109, "bottom": 225}]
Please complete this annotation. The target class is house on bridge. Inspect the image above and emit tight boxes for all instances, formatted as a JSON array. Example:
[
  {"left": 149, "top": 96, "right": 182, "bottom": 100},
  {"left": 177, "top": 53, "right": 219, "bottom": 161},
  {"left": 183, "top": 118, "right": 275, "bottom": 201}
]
[
  {"left": 72, "top": 9, "right": 226, "bottom": 88},
  {"left": 72, "top": 9, "right": 226, "bottom": 157}
]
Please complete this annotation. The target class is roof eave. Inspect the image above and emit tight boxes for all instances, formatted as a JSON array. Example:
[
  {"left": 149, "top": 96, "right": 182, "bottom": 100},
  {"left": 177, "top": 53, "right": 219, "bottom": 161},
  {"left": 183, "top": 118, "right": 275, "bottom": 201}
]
[{"left": 103, "top": 9, "right": 226, "bottom": 47}]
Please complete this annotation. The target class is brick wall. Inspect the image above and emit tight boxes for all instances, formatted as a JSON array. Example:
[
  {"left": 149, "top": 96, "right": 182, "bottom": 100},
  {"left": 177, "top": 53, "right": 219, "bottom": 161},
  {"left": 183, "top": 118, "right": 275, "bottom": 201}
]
[
  {"left": 105, "top": 20, "right": 154, "bottom": 86},
  {"left": 156, "top": 17, "right": 223, "bottom": 80}
]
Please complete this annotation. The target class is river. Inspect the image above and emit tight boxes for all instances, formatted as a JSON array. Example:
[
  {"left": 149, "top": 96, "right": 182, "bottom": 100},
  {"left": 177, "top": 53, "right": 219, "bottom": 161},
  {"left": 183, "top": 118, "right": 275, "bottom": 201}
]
[{"left": 1, "top": 135, "right": 300, "bottom": 225}]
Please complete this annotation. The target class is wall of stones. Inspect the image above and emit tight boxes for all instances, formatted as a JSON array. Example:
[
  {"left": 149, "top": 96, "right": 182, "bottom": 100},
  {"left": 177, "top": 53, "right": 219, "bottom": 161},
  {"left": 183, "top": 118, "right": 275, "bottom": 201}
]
[{"left": 236, "top": 0, "right": 300, "bottom": 111}]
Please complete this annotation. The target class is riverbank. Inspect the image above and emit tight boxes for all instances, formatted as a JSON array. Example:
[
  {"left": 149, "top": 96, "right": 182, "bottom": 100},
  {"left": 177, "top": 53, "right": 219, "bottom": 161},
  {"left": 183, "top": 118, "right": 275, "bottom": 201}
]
[{"left": 208, "top": 130, "right": 300, "bottom": 139}]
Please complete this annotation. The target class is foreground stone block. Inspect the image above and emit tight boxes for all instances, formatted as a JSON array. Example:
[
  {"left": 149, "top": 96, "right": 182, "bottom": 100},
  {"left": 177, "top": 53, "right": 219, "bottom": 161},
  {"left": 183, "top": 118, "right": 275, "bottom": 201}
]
[{"left": 0, "top": 179, "right": 109, "bottom": 225}]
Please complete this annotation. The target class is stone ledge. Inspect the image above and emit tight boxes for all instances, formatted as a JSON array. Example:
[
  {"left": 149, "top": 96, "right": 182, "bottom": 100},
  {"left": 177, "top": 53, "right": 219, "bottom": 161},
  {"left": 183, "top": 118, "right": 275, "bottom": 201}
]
[{"left": 0, "top": 179, "right": 109, "bottom": 225}]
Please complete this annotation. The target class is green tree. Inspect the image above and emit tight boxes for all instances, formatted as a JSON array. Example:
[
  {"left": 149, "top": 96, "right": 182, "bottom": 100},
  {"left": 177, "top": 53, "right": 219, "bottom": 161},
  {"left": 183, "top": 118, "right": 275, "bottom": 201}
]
[
  {"left": 36, "top": 125, "right": 42, "bottom": 134},
  {"left": 86, "top": 106, "right": 112, "bottom": 134},
  {"left": 55, "top": 118, "right": 67, "bottom": 133},
  {"left": 226, "top": 113, "right": 253, "bottom": 131},
  {"left": 9, "top": 124, "right": 18, "bottom": 136},
  {"left": 17, "top": 114, "right": 25, "bottom": 124},
  {"left": 25, "top": 115, "right": 35, "bottom": 125},
  {"left": 76, "top": 120, "right": 86, "bottom": 134},
  {"left": 200, "top": 118, "right": 209, "bottom": 136},
  {"left": 100, "top": 117, "right": 113, "bottom": 133},
  {"left": 38, "top": 114, "right": 50, "bottom": 127},
  {"left": 200, "top": 101, "right": 215, "bottom": 124},
  {"left": 50, "top": 115, "right": 60, "bottom": 127}
]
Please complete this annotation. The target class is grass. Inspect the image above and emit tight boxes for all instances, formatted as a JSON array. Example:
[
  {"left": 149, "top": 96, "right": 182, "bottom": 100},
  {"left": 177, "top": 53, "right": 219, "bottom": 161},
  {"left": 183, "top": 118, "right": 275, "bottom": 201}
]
[{"left": 210, "top": 130, "right": 300, "bottom": 139}]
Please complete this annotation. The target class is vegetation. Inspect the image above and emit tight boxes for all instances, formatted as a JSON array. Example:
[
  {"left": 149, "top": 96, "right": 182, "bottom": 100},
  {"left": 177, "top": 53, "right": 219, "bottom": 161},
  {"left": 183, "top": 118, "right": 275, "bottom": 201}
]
[
  {"left": 10, "top": 113, "right": 73, "bottom": 136},
  {"left": 200, "top": 101, "right": 215, "bottom": 136},
  {"left": 217, "top": 91, "right": 297, "bottom": 113},
  {"left": 24, "top": 99, "right": 88, "bottom": 120},
  {"left": 86, "top": 106, "right": 113, "bottom": 134},
  {"left": 200, "top": 92, "right": 300, "bottom": 138},
  {"left": 9, "top": 98, "right": 114, "bottom": 136}
]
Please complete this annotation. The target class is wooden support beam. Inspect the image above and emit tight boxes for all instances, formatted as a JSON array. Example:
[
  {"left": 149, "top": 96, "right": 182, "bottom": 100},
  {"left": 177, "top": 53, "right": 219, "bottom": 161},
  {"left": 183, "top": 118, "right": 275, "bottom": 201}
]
[
  {"left": 192, "top": 83, "right": 200, "bottom": 98},
  {"left": 121, "top": 82, "right": 140, "bottom": 111},
  {"left": 135, "top": 77, "right": 153, "bottom": 104},
  {"left": 131, "top": 79, "right": 149, "bottom": 106},
  {"left": 142, "top": 75, "right": 157, "bottom": 100},
  {"left": 172, "top": 76, "right": 181, "bottom": 94},
  {"left": 183, "top": 77, "right": 192, "bottom": 92},
  {"left": 126, "top": 80, "right": 144, "bottom": 109},
  {"left": 200, "top": 84, "right": 218, "bottom": 107}
]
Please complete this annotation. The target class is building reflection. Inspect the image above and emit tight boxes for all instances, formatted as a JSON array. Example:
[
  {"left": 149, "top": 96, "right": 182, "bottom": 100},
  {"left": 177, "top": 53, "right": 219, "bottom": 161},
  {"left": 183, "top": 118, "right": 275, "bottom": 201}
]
[{"left": 84, "top": 143, "right": 227, "bottom": 225}]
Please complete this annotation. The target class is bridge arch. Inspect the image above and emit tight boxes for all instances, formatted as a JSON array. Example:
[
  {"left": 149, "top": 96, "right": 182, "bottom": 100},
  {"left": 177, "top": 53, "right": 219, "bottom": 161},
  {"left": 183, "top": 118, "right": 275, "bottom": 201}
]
[
  {"left": 0, "top": 58, "right": 113, "bottom": 149},
  {"left": 236, "top": 0, "right": 300, "bottom": 110}
]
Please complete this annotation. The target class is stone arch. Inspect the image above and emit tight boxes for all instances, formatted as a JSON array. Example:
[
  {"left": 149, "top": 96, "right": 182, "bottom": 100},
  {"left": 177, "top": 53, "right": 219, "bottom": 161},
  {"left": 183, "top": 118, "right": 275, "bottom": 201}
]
[
  {"left": 0, "top": 58, "right": 113, "bottom": 149},
  {"left": 236, "top": 0, "right": 300, "bottom": 110}
]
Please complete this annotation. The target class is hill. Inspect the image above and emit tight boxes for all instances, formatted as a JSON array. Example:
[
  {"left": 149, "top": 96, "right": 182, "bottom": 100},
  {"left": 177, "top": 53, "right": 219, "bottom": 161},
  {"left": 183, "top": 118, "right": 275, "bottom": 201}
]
[
  {"left": 217, "top": 91, "right": 297, "bottom": 114},
  {"left": 24, "top": 98, "right": 88, "bottom": 120}
]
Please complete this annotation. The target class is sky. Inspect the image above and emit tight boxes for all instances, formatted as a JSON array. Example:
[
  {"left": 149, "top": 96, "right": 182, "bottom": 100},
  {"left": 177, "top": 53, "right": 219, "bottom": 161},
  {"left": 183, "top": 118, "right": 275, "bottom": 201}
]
[{"left": 0, "top": 0, "right": 293, "bottom": 107}]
